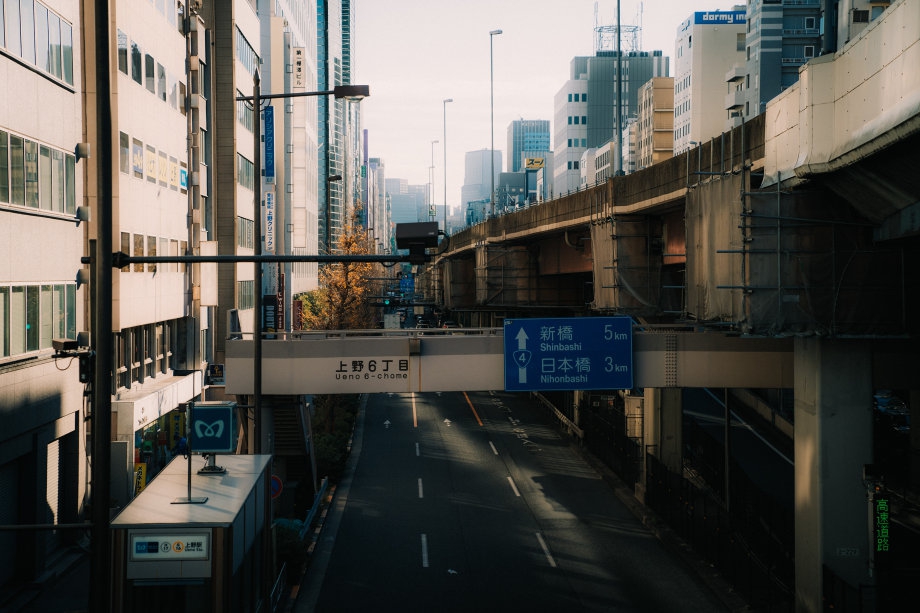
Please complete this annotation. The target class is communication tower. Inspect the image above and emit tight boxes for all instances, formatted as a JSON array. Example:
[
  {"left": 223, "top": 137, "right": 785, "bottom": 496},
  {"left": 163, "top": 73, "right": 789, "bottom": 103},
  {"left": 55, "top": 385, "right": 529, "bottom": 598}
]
[{"left": 594, "top": 1, "right": 643, "bottom": 53}]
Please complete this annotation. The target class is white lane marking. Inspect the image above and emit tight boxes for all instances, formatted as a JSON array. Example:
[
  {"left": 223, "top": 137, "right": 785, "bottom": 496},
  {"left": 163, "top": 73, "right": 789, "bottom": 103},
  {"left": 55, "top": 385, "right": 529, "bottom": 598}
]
[
  {"left": 535, "top": 533, "right": 557, "bottom": 568},
  {"left": 412, "top": 392, "right": 418, "bottom": 428},
  {"left": 421, "top": 533, "right": 429, "bottom": 568},
  {"left": 506, "top": 476, "right": 521, "bottom": 497},
  {"left": 489, "top": 441, "right": 499, "bottom": 455},
  {"left": 415, "top": 442, "right": 420, "bottom": 456},
  {"left": 418, "top": 478, "right": 424, "bottom": 499}
]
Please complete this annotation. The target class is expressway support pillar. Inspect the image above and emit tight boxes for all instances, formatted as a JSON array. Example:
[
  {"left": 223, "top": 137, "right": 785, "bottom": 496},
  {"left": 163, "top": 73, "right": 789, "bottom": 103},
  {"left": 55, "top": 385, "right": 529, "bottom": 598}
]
[
  {"left": 637, "top": 388, "right": 682, "bottom": 503},
  {"left": 793, "top": 337, "right": 873, "bottom": 613}
]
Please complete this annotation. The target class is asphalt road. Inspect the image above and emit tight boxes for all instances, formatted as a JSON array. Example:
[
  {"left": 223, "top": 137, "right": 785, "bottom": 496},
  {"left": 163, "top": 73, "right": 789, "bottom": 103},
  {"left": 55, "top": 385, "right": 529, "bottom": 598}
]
[{"left": 300, "top": 391, "right": 731, "bottom": 612}]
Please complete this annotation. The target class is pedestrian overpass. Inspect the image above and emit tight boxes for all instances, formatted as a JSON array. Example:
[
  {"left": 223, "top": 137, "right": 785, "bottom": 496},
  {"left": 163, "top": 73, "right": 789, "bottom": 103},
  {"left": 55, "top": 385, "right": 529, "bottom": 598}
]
[{"left": 224, "top": 327, "right": 795, "bottom": 394}]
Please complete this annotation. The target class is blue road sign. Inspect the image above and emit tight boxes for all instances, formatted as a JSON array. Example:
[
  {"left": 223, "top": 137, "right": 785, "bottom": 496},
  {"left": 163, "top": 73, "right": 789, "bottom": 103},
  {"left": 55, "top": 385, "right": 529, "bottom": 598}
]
[
  {"left": 503, "top": 317, "right": 633, "bottom": 391},
  {"left": 190, "top": 402, "right": 235, "bottom": 453}
]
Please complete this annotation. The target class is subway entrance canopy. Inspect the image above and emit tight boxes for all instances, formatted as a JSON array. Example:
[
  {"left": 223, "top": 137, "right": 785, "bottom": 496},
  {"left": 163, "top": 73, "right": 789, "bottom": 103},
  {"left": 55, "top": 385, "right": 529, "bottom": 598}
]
[{"left": 223, "top": 325, "right": 794, "bottom": 395}]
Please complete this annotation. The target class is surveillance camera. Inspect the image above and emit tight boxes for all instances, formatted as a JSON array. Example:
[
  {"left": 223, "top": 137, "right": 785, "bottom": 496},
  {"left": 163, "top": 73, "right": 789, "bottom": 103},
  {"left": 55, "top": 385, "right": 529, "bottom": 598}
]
[
  {"left": 53, "top": 338, "right": 79, "bottom": 352},
  {"left": 395, "top": 222, "right": 439, "bottom": 249}
]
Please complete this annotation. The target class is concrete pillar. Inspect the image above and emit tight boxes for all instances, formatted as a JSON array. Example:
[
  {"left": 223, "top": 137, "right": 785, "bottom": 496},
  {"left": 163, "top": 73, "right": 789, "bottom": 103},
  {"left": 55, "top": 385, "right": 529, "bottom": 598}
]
[
  {"left": 642, "top": 388, "right": 682, "bottom": 473},
  {"left": 793, "top": 337, "right": 873, "bottom": 613}
]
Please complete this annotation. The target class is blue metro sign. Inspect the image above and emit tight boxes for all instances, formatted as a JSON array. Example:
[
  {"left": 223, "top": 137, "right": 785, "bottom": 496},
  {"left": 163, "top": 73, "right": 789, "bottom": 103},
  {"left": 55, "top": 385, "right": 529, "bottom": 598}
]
[
  {"left": 190, "top": 402, "right": 235, "bottom": 453},
  {"left": 503, "top": 317, "right": 633, "bottom": 391}
]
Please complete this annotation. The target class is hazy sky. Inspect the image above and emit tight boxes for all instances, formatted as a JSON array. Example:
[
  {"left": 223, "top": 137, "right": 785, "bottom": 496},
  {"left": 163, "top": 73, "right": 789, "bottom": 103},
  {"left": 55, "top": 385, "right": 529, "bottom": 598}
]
[{"left": 353, "top": 0, "right": 744, "bottom": 212}]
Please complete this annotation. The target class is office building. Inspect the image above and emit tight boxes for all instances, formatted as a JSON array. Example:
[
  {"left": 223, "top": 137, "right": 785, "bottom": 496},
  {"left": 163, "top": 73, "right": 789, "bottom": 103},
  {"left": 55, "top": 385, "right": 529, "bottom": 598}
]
[
  {"left": 673, "top": 8, "right": 746, "bottom": 154},
  {"left": 0, "top": 0, "right": 85, "bottom": 587},
  {"left": 553, "top": 51, "right": 668, "bottom": 193},
  {"left": 506, "top": 119, "right": 551, "bottom": 173},
  {"left": 461, "top": 148, "right": 501, "bottom": 215},
  {"left": 636, "top": 76, "right": 674, "bottom": 170}
]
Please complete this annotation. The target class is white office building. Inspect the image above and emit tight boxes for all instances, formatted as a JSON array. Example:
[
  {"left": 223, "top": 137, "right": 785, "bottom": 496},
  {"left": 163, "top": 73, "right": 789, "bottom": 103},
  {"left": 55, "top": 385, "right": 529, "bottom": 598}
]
[{"left": 673, "top": 8, "right": 747, "bottom": 154}]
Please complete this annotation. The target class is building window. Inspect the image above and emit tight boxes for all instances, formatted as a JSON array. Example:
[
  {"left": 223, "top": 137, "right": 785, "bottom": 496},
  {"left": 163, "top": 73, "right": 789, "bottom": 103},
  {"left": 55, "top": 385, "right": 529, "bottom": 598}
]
[
  {"left": 145, "top": 53, "right": 156, "bottom": 93},
  {"left": 852, "top": 10, "right": 869, "bottom": 23},
  {"left": 0, "top": 283, "right": 75, "bottom": 359},
  {"left": 238, "top": 280, "right": 255, "bottom": 310},
  {"left": 238, "top": 216, "right": 254, "bottom": 249},
  {"left": 238, "top": 154, "right": 254, "bottom": 190},
  {"left": 117, "top": 29, "right": 128, "bottom": 74},
  {"left": 157, "top": 62, "right": 167, "bottom": 101},
  {"left": 131, "top": 40, "right": 142, "bottom": 84},
  {"left": 119, "top": 132, "right": 130, "bottom": 173},
  {"left": 147, "top": 236, "right": 157, "bottom": 273},
  {"left": 0, "top": 131, "right": 8, "bottom": 203},
  {"left": 804, "top": 45, "right": 815, "bottom": 58}
]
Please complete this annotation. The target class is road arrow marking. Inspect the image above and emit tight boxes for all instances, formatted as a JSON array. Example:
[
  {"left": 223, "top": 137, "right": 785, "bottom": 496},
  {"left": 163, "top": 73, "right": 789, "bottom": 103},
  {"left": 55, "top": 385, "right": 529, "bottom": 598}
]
[
  {"left": 384, "top": 419, "right": 391, "bottom": 429},
  {"left": 443, "top": 419, "right": 452, "bottom": 427}
]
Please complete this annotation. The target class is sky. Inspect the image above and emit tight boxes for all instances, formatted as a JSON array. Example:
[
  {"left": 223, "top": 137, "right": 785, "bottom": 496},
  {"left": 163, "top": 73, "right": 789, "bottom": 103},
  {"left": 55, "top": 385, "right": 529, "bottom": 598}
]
[{"left": 353, "top": 0, "right": 745, "bottom": 213}]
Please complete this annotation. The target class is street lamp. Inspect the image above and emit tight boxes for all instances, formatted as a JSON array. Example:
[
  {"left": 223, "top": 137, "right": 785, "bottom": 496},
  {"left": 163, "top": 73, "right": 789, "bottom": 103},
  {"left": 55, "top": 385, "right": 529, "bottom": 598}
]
[
  {"left": 443, "top": 98, "right": 452, "bottom": 234},
  {"left": 236, "top": 78, "right": 369, "bottom": 454},
  {"left": 430, "top": 139, "right": 439, "bottom": 222},
  {"left": 489, "top": 29, "right": 502, "bottom": 217}
]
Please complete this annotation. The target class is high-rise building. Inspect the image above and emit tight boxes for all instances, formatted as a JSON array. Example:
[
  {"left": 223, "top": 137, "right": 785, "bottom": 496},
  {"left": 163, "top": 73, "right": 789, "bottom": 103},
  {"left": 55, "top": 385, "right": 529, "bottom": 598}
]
[
  {"left": 318, "top": 0, "right": 361, "bottom": 253},
  {"left": 506, "top": 119, "right": 551, "bottom": 173},
  {"left": 673, "top": 8, "right": 747, "bottom": 153},
  {"left": 725, "top": 2, "right": 817, "bottom": 128},
  {"left": 260, "top": 0, "right": 321, "bottom": 329},
  {"left": 553, "top": 51, "right": 668, "bottom": 193},
  {"left": 461, "top": 148, "right": 501, "bottom": 216}
]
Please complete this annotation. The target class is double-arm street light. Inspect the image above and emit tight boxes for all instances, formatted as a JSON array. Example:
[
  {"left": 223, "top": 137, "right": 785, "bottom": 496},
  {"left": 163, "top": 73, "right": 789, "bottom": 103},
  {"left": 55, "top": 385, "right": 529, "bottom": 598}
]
[
  {"left": 237, "top": 75, "right": 369, "bottom": 456},
  {"left": 489, "top": 29, "right": 502, "bottom": 218},
  {"left": 443, "top": 98, "right": 452, "bottom": 234}
]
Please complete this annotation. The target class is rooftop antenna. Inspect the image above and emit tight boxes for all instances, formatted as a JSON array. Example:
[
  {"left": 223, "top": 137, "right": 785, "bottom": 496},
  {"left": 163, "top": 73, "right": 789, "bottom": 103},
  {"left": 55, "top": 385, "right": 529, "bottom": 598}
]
[{"left": 594, "top": 1, "right": 641, "bottom": 53}]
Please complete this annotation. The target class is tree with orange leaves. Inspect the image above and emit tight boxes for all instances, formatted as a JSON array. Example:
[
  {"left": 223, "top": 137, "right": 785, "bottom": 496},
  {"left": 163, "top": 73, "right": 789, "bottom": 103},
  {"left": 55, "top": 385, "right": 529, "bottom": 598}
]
[{"left": 299, "top": 206, "right": 380, "bottom": 331}]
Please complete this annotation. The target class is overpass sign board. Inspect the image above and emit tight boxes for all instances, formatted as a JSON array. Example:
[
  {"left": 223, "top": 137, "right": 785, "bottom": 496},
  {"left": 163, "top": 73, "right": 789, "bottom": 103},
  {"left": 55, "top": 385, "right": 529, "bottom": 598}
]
[{"left": 503, "top": 317, "right": 633, "bottom": 391}]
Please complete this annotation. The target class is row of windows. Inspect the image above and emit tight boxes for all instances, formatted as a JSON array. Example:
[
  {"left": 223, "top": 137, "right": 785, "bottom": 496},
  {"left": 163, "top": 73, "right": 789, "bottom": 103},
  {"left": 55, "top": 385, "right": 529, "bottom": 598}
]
[
  {"left": 118, "top": 131, "right": 188, "bottom": 192},
  {"left": 238, "top": 280, "right": 254, "bottom": 310},
  {"left": 237, "top": 90, "right": 254, "bottom": 132},
  {"left": 114, "top": 321, "right": 173, "bottom": 390},
  {"left": 236, "top": 27, "right": 259, "bottom": 77},
  {"left": 237, "top": 216, "right": 254, "bottom": 249},
  {"left": 0, "top": 284, "right": 76, "bottom": 359},
  {"left": 0, "top": 129, "right": 76, "bottom": 214},
  {"left": 567, "top": 161, "right": 580, "bottom": 170},
  {"left": 567, "top": 93, "right": 587, "bottom": 102},
  {"left": 0, "top": 0, "right": 74, "bottom": 86},
  {"left": 238, "top": 154, "right": 254, "bottom": 190},
  {"left": 118, "top": 232, "right": 187, "bottom": 274},
  {"left": 117, "top": 28, "right": 187, "bottom": 115},
  {"left": 567, "top": 116, "right": 588, "bottom": 125},
  {"left": 567, "top": 138, "right": 587, "bottom": 148}
]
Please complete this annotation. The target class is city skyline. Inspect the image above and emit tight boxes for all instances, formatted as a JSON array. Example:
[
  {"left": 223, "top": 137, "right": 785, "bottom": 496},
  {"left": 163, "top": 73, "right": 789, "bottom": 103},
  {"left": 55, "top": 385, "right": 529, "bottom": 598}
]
[{"left": 353, "top": 0, "right": 744, "bottom": 214}]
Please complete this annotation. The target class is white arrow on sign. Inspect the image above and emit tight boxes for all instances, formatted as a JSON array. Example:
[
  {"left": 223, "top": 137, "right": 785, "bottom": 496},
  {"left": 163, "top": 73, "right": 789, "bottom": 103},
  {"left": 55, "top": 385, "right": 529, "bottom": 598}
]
[
  {"left": 443, "top": 419, "right": 452, "bottom": 427},
  {"left": 384, "top": 419, "right": 391, "bottom": 429},
  {"left": 513, "top": 327, "right": 532, "bottom": 384}
]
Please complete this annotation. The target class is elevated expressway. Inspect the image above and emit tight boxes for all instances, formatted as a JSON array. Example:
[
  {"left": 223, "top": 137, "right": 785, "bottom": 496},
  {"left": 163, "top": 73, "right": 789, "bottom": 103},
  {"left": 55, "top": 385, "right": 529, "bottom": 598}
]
[
  {"left": 227, "top": 5, "right": 920, "bottom": 611},
  {"left": 417, "top": 5, "right": 920, "bottom": 611}
]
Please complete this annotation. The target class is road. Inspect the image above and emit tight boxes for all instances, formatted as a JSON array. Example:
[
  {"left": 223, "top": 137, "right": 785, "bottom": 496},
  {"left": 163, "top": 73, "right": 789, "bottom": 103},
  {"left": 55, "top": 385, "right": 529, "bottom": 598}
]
[{"left": 300, "top": 391, "right": 730, "bottom": 612}]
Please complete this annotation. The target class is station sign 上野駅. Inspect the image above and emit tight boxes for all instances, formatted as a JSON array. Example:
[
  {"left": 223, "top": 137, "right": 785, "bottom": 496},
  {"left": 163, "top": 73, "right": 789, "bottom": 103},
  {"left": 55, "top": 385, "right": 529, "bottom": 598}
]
[{"left": 503, "top": 317, "right": 633, "bottom": 391}]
